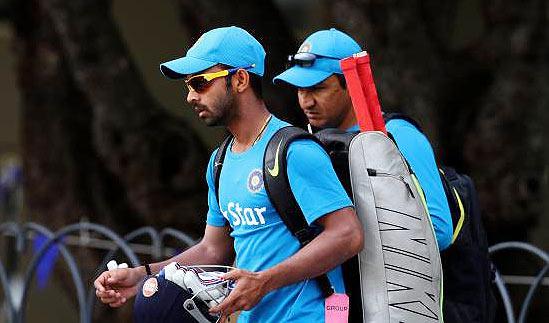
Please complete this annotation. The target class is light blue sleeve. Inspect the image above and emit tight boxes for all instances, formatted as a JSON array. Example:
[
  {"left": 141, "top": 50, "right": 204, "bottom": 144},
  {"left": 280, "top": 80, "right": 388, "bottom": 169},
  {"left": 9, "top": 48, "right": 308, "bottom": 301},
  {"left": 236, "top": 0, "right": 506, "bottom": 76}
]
[
  {"left": 205, "top": 149, "right": 228, "bottom": 227},
  {"left": 286, "top": 139, "right": 353, "bottom": 225},
  {"left": 386, "top": 119, "right": 453, "bottom": 250}
]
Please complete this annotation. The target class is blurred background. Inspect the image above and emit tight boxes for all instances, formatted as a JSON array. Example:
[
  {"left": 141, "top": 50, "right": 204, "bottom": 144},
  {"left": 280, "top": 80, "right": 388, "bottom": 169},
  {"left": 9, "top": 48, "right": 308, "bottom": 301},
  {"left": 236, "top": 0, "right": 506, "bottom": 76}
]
[{"left": 0, "top": 0, "right": 547, "bottom": 322}]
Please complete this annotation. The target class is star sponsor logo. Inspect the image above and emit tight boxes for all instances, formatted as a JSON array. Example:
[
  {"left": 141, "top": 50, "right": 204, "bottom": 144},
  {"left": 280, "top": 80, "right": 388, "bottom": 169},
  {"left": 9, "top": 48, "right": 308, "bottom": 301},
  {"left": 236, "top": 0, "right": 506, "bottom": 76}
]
[
  {"left": 247, "top": 169, "right": 264, "bottom": 193},
  {"left": 221, "top": 202, "right": 267, "bottom": 226}
]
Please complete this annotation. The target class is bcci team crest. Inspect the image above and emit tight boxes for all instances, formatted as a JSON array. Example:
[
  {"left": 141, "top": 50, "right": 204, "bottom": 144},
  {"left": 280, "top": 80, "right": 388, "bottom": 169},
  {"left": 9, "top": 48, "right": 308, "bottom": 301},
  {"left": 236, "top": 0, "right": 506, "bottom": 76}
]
[{"left": 247, "top": 169, "right": 264, "bottom": 193}]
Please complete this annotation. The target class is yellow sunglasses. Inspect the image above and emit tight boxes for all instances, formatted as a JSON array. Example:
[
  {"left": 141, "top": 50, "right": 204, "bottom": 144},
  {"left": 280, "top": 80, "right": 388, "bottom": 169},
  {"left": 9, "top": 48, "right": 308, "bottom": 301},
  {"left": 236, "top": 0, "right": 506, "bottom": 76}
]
[{"left": 184, "top": 64, "right": 255, "bottom": 93}]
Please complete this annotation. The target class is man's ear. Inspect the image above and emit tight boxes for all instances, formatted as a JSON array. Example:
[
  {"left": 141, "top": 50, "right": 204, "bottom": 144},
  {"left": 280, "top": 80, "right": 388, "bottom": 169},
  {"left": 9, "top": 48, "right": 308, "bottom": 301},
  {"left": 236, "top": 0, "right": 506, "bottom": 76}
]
[{"left": 232, "top": 69, "right": 250, "bottom": 93}]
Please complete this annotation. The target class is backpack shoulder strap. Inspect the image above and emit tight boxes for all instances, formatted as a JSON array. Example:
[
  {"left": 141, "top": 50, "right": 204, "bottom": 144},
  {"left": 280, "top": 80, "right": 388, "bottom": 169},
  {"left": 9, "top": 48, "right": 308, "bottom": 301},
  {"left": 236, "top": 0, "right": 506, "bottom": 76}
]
[
  {"left": 213, "top": 135, "right": 233, "bottom": 205},
  {"left": 263, "top": 126, "right": 334, "bottom": 297},
  {"left": 439, "top": 167, "right": 466, "bottom": 244},
  {"left": 263, "top": 126, "right": 319, "bottom": 238}
]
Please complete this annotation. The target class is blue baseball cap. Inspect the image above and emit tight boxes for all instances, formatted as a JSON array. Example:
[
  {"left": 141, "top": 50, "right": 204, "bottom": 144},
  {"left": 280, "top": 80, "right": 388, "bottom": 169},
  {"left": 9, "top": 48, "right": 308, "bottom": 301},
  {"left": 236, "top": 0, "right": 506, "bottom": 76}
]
[
  {"left": 160, "top": 26, "right": 265, "bottom": 79},
  {"left": 273, "top": 28, "right": 361, "bottom": 87}
]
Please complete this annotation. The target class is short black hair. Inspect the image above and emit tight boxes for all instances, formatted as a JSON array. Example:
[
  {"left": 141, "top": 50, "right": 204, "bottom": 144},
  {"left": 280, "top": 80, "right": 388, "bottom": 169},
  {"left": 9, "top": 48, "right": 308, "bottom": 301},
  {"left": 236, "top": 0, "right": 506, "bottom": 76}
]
[
  {"left": 335, "top": 74, "right": 347, "bottom": 89},
  {"left": 219, "top": 64, "right": 263, "bottom": 99},
  {"left": 248, "top": 73, "right": 263, "bottom": 99}
]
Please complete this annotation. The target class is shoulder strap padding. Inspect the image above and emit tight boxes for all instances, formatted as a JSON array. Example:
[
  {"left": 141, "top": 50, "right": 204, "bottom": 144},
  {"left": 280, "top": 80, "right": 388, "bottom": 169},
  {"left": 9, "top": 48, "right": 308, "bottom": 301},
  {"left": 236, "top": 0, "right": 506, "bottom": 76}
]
[
  {"left": 438, "top": 167, "right": 465, "bottom": 240},
  {"left": 213, "top": 135, "right": 233, "bottom": 205},
  {"left": 263, "top": 126, "right": 334, "bottom": 297},
  {"left": 263, "top": 126, "right": 320, "bottom": 241}
]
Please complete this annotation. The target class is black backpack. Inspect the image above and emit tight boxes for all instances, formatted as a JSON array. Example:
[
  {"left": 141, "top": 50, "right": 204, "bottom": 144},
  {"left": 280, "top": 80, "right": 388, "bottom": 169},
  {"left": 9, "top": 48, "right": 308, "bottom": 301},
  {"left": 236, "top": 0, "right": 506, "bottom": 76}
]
[
  {"left": 213, "top": 120, "right": 496, "bottom": 323},
  {"left": 384, "top": 113, "right": 497, "bottom": 323}
]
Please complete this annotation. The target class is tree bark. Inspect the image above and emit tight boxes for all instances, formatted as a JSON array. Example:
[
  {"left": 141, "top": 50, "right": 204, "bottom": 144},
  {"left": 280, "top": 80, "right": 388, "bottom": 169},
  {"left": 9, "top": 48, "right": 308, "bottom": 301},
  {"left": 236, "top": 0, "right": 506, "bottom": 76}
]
[
  {"left": 463, "top": 0, "right": 548, "bottom": 240},
  {"left": 329, "top": 0, "right": 457, "bottom": 143},
  {"left": 10, "top": 1, "right": 211, "bottom": 320},
  {"left": 12, "top": 0, "right": 209, "bottom": 236},
  {"left": 329, "top": 0, "right": 548, "bottom": 242}
]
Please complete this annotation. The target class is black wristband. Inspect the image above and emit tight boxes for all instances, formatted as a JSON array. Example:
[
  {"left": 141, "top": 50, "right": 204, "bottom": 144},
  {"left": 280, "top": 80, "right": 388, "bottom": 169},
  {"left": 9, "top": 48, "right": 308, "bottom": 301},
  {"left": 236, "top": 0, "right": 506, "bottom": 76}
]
[{"left": 144, "top": 263, "right": 152, "bottom": 276}]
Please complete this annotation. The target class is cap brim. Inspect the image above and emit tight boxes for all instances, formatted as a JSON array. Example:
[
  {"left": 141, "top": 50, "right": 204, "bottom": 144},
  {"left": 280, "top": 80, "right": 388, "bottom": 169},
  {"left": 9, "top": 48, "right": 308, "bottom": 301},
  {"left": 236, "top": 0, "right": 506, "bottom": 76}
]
[
  {"left": 272, "top": 66, "right": 332, "bottom": 88},
  {"left": 159, "top": 56, "right": 217, "bottom": 79}
]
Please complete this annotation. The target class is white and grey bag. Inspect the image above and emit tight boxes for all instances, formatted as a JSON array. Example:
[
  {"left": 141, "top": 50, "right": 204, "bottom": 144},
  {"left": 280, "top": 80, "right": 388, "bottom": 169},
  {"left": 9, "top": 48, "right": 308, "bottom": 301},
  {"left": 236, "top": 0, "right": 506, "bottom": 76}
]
[{"left": 349, "top": 131, "right": 443, "bottom": 323}]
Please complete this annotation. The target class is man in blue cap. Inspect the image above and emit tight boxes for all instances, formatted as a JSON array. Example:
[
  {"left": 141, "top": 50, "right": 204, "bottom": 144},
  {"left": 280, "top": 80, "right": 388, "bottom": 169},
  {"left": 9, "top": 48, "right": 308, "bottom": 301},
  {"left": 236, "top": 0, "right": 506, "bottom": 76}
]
[
  {"left": 274, "top": 28, "right": 453, "bottom": 251},
  {"left": 94, "top": 26, "right": 363, "bottom": 322}
]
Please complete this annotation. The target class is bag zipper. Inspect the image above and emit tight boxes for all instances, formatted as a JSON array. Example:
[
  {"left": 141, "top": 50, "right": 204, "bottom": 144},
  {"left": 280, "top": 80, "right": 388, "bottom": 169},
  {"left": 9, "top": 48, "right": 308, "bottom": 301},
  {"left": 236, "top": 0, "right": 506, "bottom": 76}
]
[{"left": 367, "top": 168, "right": 415, "bottom": 198}]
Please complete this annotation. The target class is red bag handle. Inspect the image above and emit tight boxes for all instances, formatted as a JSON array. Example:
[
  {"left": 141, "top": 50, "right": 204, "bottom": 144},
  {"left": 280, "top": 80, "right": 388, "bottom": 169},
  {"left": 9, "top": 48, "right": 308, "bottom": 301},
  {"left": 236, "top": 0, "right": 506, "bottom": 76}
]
[
  {"left": 340, "top": 52, "right": 386, "bottom": 134},
  {"left": 340, "top": 56, "right": 374, "bottom": 131}
]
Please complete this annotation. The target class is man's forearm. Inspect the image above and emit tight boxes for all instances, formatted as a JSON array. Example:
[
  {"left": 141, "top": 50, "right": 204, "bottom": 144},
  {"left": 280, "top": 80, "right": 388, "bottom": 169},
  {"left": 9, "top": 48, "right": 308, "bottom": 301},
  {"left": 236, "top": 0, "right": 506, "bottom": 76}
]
[
  {"left": 262, "top": 212, "right": 363, "bottom": 293},
  {"left": 139, "top": 226, "right": 234, "bottom": 276},
  {"left": 144, "top": 243, "right": 217, "bottom": 275}
]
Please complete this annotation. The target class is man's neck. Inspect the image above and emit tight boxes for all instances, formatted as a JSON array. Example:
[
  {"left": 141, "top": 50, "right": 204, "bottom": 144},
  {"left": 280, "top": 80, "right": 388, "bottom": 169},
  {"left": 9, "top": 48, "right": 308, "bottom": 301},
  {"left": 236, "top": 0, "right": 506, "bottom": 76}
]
[
  {"left": 228, "top": 99, "right": 271, "bottom": 153},
  {"left": 337, "top": 108, "right": 357, "bottom": 131}
]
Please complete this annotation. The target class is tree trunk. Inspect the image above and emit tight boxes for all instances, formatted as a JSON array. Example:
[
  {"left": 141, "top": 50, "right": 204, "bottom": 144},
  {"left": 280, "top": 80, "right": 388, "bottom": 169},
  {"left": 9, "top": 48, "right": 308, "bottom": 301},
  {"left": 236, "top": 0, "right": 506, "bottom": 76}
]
[
  {"left": 12, "top": 0, "right": 209, "bottom": 236},
  {"left": 330, "top": 0, "right": 548, "bottom": 242},
  {"left": 10, "top": 1, "right": 211, "bottom": 320},
  {"left": 463, "top": 0, "right": 548, "bottom": 241},
  {"left": 329, "top": 0, "right": 457, "bottom": 143}
]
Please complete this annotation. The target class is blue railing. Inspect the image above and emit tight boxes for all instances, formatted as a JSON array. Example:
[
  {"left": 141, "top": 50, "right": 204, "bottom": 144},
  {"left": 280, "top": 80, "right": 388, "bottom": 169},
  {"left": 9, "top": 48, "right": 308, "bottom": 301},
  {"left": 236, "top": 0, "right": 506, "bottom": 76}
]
[
  {"left": 488, "top": 241, "right": 549, "bottom": 323},
  {"left": 0, "top": 221, "right": 546, "bottom": 322},
  {"left": 0, "top": 221, "right": 196, "bottom": 323}
]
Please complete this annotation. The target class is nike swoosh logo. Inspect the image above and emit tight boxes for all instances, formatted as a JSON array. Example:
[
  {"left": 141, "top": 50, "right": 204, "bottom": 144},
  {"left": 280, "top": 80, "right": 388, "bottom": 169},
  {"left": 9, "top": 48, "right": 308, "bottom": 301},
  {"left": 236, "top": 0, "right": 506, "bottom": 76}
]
[{"left": 267, "top": 141, "right": 283, "bottom": 177}]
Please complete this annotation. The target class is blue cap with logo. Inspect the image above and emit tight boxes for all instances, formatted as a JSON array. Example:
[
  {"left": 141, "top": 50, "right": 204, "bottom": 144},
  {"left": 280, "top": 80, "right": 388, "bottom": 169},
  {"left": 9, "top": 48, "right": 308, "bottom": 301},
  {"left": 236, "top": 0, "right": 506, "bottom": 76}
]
[
  {"left": 160, "top": 26, "right": 266, "bottom": 79},
  {"left": 273, "top": 28, "right": 361, "bottom": 87}
]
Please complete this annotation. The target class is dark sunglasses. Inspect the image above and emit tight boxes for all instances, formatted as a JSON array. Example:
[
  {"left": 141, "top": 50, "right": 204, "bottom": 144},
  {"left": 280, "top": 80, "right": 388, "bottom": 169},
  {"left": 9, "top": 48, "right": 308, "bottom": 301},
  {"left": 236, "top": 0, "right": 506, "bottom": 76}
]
[
  {"left": 286, "top": 52, "right": 339, "bottom": 68},
  {"left": 185, "top": 64, "right": 255, "bottom": 93},
  {"left": 286, "top": 52, "right": 317, "bottom": 68}
]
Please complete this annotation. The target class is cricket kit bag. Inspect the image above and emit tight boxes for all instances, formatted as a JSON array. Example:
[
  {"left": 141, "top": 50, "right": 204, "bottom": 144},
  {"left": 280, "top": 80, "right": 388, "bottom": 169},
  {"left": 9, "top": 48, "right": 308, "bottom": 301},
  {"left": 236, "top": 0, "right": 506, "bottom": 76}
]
[{"left": 338, "top": 52, "right": 444, "bottom": 323}]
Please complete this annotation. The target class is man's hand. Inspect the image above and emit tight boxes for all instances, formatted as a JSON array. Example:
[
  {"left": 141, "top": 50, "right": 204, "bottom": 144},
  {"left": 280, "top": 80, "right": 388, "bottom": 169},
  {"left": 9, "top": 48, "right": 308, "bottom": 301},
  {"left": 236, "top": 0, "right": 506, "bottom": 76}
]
[
  {"left": 94, "top": 267, "right": 145, "bottom": 307},
  {"left": 209, "top": 269, "right": 271, "bottom": 321}
]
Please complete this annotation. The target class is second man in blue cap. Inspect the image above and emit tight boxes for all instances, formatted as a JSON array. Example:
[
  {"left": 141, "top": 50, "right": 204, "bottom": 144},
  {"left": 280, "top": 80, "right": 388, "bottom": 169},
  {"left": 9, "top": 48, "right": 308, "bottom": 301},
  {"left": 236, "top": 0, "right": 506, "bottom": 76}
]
[{"left": 274, "top": 28, "right": 453, "bottom": 251}]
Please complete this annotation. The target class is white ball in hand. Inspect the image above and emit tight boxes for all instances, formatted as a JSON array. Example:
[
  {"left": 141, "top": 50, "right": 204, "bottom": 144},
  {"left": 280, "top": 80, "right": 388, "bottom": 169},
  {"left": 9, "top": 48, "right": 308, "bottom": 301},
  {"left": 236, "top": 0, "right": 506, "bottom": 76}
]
[{"left": 107, "top": 260, "right": 118, "bottom": 271}]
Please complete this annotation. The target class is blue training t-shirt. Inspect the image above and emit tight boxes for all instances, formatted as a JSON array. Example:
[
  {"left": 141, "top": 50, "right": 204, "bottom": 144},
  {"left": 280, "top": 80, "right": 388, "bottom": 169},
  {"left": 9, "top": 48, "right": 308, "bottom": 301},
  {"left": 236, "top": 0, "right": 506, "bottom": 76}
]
[
  {"left": 206, "top": 116, "right": 352, "bottom": 322},
  {"left": 385, "top": 119, "right": 453, "bottom": 250}
]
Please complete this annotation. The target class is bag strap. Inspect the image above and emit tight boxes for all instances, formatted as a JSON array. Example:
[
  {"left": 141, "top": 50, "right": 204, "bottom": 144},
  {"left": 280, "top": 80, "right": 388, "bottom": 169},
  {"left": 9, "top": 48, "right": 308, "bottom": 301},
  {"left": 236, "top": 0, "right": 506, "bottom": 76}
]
[
  {"left": 213, "top": 135, "right": 233, "bottom": 207},
  {"left": 263, "top": 126, "right": 335, "bottom": 298},
  {"left": 439, "top": 167, "right": 466, "bottom": 243}
]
